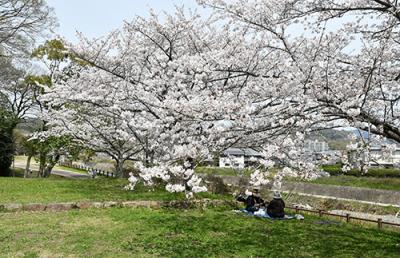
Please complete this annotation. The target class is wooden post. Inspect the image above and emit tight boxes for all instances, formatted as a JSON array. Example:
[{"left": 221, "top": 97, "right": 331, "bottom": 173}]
[
  {"left": 378, "top": 218, "right": 383, "bottom": 229},
  {"left": 346, "top": 213, "right": 350, "bottom": 223}
]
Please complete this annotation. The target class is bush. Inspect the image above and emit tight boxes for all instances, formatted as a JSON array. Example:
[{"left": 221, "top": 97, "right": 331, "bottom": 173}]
[
  {"left": 202, "top": 174, "right": 231, "bottom": 194},
  {"left": 321, "top": 165, "right": 400, "bottom": 178},
  {"left": 0, "top": 109, "right": 15, "bottom": 176}
]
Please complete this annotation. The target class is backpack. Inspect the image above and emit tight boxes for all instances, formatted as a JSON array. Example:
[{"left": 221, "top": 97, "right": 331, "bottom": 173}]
[{"left": 235, "top": 194, "right": 247, "bottom": 203}]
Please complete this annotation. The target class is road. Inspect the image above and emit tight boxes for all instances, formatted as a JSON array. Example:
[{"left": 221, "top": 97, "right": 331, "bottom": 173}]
[{"left": 13, "top": 161, "right": 90, "bottom": 179}]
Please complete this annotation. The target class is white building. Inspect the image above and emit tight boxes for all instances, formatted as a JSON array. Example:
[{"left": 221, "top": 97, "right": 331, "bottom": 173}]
[
  {"left": 346, "top": 143, "right": 400, "bottom": 168},
  {"left": 303, "top": 140, "right": 342, "bottom": 164},
  {"left": 219, "top": 148, "right": 263, "bottom": 168},
  {"left": 304, "top": 140, "right": 329, "bottom": 153},
  {"left": 369, "top": 146, "right": 400, "bottom": 167}
]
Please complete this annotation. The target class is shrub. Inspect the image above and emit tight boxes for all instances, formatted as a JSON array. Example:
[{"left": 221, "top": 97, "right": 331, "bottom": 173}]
[{"left": 321, "top": 165, "right": 400, "bottom": 178}]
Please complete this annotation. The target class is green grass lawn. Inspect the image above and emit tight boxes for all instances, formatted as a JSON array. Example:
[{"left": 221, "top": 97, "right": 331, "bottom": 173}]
[
  {"left": 310, "top": 175, "right": 400, "bottom": 191},
  {"left": 197, "top": 165, "right": 400, "bottom": 192},
  {"left": 8, "top": 167, "right": 66, "bottom": 179},
  {"left": 0, "top": 177, "right": 224, "bottom": 204},
  {"left": 0, "top": 207, "right": 399, "bottom": 257}
]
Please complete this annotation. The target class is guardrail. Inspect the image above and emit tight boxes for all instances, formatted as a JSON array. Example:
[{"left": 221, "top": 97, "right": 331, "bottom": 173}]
[
  {"left": 58, "top": 162, "right": 116, "bottom": 178},
  {"left": 286, "top": 206, "right": 400, "bottom": 229}
]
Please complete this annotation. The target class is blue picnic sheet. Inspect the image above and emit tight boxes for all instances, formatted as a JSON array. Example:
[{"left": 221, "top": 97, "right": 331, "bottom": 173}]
[{"left": 234, "top": 209, "right": 301, "bottom": 220}]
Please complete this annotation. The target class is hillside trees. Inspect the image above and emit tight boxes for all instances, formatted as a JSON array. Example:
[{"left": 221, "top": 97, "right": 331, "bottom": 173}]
[
  {"left": 0, "top": 0, "right": 56, "bottom": 57},
  {"left": 0, "top": 0, "right": 55, "bottom": 175}
]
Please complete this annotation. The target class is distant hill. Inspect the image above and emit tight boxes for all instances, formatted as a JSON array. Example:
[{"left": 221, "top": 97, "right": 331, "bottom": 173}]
[
  {"left": 308, "top": 129, "right": 353, "bottom": 141},
  {"left": 307, "top": 128, "right": 400, "bottom": 150},
  {"left": 352, "top": 129, "right": 369, "bottom": 139},
  {"left": 307, "top": 129, "right": 353, "bottom": 150}
]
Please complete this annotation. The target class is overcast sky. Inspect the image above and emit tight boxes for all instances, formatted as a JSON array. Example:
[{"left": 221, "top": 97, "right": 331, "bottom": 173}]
[{"left": 46, "top": 0, "right": 199, "bottom": 42}]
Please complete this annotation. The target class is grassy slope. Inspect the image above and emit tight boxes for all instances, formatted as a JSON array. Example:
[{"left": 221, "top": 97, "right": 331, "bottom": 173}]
[
  {"left": 310, "top": 175, "right": 400, "bottom": 191},
  {"left": 54, "top": 165, "right": 88, "bottom": 174},
  {"left": 9, "top": 167, "right": 66, "bottom": 179},
  {"left": 321, "top": 165, "right": 400, "bottom": 178},
  {"left": 198, "top": 166, "right": 400, "bottom": 192},
  {"left": 0, "top": 177, "right": 223, "bottom": 204},
  {"left": 0, "top": 208, "right": 399, "bottom": 257}
]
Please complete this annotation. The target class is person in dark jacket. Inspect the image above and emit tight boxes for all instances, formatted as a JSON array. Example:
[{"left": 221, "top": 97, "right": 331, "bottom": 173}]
[
  {"left": 267, "top": 192, "right": 285, "bottom": 218},
  {"left": 245, "top": 188, "right": 265, "bottom": 213}
]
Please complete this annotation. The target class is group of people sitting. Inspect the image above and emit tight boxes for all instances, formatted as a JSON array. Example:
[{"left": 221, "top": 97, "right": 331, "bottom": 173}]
[{"left": 240, "top": 187, "right": 285, "bottom": 218}]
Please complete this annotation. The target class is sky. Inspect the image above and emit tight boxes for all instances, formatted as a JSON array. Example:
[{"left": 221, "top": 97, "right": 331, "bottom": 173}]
[{"left": 46, "top": 0, "right": 200, "bottom": 43}]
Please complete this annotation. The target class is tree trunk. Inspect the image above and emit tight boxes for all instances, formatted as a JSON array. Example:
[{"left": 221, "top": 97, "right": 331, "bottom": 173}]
[
  {"left": 24, "top": 155, "right": 32, "bottom": 178},
  {"left": 115, "top": 159, "right": 125, "bottom": 178},
  {"left": 43, "top": 165, "right": 53, "bottom": 178},
  {"left": 144, "top": 150, "right": 154, "bottom": 167},
  {"left": 38, "top": 152, "right": 46, "bottom": 177},
  {"left": 11, "top": 156, "right": 15, "bottom": 177},
  {"left": 43, "top": 154, "right": 60, "bottom": 178}
]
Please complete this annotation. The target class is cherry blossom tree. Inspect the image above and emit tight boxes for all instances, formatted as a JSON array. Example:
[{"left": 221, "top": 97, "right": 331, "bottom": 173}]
[
  {"left": 41, "top": 7, "right": 314, "bottom": 194},
  {"left": 40, "top": 10, "right": 241, "bottom": 186}
]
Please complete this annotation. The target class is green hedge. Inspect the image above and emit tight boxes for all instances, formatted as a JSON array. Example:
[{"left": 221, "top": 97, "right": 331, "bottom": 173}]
[{"left": 322, "top": 165, "right": 400, "bottom": 178}]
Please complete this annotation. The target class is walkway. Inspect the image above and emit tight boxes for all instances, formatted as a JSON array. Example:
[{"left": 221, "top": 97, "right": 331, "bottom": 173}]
[{"left": 13, "top": 161, "right": 90, "bottom": 179}]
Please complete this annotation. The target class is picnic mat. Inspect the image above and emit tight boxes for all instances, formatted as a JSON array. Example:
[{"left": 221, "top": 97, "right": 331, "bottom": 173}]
[{"left": 234, "top": 209, "right": 304, "bottom": 220}]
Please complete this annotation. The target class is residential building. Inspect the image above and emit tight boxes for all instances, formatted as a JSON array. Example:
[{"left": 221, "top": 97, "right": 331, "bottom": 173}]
[{"left": 219, "top": 148, "right": 263, "bottom": 168}]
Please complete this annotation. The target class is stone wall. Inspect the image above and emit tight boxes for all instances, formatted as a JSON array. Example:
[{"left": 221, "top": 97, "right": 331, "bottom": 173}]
[{"left": 0, "top": 199, "right": 234, "bottom": 213}]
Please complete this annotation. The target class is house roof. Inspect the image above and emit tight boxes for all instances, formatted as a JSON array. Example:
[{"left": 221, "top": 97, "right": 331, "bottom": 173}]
[{"left": 222, "top": 148, "right": 263, "bottom": 157}]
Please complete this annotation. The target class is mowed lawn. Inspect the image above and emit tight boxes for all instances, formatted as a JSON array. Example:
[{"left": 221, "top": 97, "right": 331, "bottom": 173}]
[
  {"left": 0, "top": 177, "right": 223, "bottom": 204},
  {"left": 0, "top": 208, "right": 399, "bottom": 257}
]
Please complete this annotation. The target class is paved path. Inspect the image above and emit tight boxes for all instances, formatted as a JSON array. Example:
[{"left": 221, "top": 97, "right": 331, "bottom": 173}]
[
  {"left": 51, "top": 169, "right": 90, "bottom": 179},
  {"left": 13, "top": 161, "right": 90, "bottom": 179}
]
